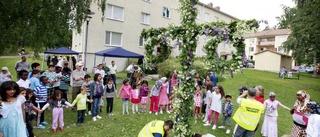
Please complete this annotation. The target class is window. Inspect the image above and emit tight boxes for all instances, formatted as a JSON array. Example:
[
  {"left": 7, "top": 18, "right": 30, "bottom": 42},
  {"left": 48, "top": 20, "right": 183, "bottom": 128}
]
[
  {"left": 143, "top": 0, "right": 151, "bottom": 2},
  {"left": 163, "top": 7, "right": 170, "bottom": 18},
  {"left": 250, "top": 56, "right": 253, "bottom": 60},
  {"left": 204, "top": 13, "right": 209, "bottom": 22},
  {"left": 107, "top": 4, "right": 124, "bottom": 21},
  {"left": 278, "top": 46, "right": 286, "bottom": 52},
  {"left": 213, "top": 16, "right": 218, "bottom": 22},
  {"left": 139, "top": 36, "right": 144, "bottom": 47},
  {"left": 105, "top": 31, "right": 122, "bottom": 46},
  {"left": 249, "top": 47, "right": 254, "bottom": 52},
  {"left": 250, "top": 39, "right": 255, "bottom": 44},
  {"left": 141, "top": 13, "right": 150, "bottom": 24},
  {"left": 278, "top": 36, "right": 287, "bottom": 42}
]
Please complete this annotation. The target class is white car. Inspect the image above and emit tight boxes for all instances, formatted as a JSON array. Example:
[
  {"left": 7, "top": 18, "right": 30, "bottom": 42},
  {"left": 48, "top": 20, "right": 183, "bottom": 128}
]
[{"left": 305, "top": 66, "right": 314, "bottom": 73}]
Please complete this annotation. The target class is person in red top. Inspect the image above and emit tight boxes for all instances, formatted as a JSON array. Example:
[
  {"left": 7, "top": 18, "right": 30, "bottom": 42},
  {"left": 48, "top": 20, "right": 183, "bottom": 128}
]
[{"left": 254, "top": 85, "right": 265, "bottom": 104}]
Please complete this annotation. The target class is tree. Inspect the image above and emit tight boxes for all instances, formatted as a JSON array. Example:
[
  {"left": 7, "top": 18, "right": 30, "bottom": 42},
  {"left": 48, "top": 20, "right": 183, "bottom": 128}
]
[
  {"left": 275, "top": 5, "right": 292, "bottom": 29},
  {"left": 141, "top": 0, "right": 259, "bottom": 136},
  {"left": 282, "top": 0, "right": 320, "bottom": 77},
  {"left": 0, "top": 0, "right": 106, "bottom": 55}
]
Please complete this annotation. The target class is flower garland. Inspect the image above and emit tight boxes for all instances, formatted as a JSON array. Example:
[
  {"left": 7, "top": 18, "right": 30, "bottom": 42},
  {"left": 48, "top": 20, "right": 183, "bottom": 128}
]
[{"left": 141, "top": 0, "right": 259, "bottom": 136}]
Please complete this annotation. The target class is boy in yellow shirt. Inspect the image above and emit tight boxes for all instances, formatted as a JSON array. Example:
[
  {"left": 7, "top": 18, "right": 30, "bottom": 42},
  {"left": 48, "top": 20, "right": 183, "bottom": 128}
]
[{"left": 72, "top": 87, "right": 93, "bottom": 126}]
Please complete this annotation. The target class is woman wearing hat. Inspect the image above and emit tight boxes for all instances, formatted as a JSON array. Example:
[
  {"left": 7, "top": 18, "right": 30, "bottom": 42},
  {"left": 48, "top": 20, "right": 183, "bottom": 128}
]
[
  {"left": 0, "top": 67, "right": 12, "bottom": 85},
  {"left": 261, "top": 92, "right": 290, "bottom": 137},
  {"left": 291, "top": 90, "right": 311, "bottom": 137}
]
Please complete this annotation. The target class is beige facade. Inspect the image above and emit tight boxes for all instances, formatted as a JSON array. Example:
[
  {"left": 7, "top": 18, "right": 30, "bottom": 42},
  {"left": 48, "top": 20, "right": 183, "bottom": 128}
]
[
  {"left": 72, "top": 0, "right": 237, "bottom": 70},
  {"left": 254, "top": 50, "right": 292, "bottom": 72}
]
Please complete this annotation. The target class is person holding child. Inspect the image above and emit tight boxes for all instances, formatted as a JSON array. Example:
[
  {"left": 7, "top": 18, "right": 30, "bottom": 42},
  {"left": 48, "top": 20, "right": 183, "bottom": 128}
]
[
  {"left": 218, "top": 94, "right": 234, "bottom": 134},
  {"left": 0, "top": 81, "right": 27, "bottom": 137},
  {"left": 72, "top": 87, "right": 93, "bottom": 126},
  {"left": 261, "top": 92, "right": 290, "bottom": 137},
  {"left": 41, "top": 90, "right": 72, "bottom": 133}
]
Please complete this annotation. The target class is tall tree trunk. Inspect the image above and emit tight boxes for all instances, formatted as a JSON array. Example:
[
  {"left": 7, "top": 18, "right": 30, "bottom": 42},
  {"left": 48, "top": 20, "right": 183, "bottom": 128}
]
[{"left": 313, "top": 50, "right": 318, "bottom": 78}]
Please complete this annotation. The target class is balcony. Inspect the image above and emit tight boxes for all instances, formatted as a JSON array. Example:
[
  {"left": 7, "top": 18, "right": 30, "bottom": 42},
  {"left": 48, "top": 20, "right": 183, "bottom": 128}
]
[{"left": 257, "top": 41, "right": 275, "bottom": 46}]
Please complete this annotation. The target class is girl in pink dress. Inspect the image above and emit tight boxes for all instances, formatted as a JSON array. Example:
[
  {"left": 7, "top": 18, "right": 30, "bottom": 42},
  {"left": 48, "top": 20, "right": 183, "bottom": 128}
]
[
  {"left": 130, "top": 84, "right": 140, "bottom": 114},
  {"left": 159, "top": 77, "right": 170, "bottom": 114},
  {"left": 117, "top": 79, "right": 132, "bottom": 115},
  {"left": 261, "top": 92, "right": 290, "bottom": 137},
  {"left": 139, "top": 80, "right": 150, "bottom": 113},
  {"left": 194, "top": 85, "right": 202, "bottom": 119}
]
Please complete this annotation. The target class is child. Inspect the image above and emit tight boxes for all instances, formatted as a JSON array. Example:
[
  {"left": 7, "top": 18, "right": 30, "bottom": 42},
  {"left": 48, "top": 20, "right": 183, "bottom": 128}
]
[
  {"left": 41, "top": 90, "right": 72, "bottom": 133},
  {"left": 34, "top": 76, "right": 49, "bottom": 129},
  {"left": 53, "top": 66, "right": 62, "bottom": 90},
  {"left": 204, "top": 85, "right": 225, "bottom": 130},
  {"left": 149, "top": 80, "right": 162, "bottom": 115},
  {"left": 28, "top": 62, "right": 41, "bottom": 79},
  {"left": 41, "top": 65, "right": 57, "bottom": 99},
  {"left": 194, "top": 85, "right": 202, "bottom": 119},
  {"left": 72, "top": 87, "right": 92, "bottom": 126},
  {"left": 25, "top": 89, "right": 43, "bottom": 136},
  {"left": 0, "top": 81, "right": 27, "bottom": 137},
  {"left": 59, "top": 68, "right": 70, "bottom": 101},
  {"left": 117, "top": 78, "right": 132, "bottom": 115},
  {"left": 90, "top": 73, "right": 104, "bottom": 121},
  {"left": 261, "top": 92, "right": 290, "bottom": 137},
  {"left": 82, "top": 74, "right": 93, "bottom": 115},
  {"left": 159, "top": 77, "right": 170, "bottom": 114},
  {"left": 104, "top": 77, "right": 117, "bottom": 115},
  {"left": 130, "top": 84, "right": 140, "bottom": 114},
  {"left": 29, "top": 70, "right": 41, "bottom": 91},
  {"left": 203, "top": 84, "right": 212, "bottom": 123},
  {"left": 218, "top": 94, "right": 234, "bottom": 134},
  {"left": 255, "top": 85, "right": 265, "bottom": 104},
  {"left": 139, "top": 80, "right": 150, "bottom": 113},
  {"left": 17, "top": 70, "right": 31, "bottom": 89}
]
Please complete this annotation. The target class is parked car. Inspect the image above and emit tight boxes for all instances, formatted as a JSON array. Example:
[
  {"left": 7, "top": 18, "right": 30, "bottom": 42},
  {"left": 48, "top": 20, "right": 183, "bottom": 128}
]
[
  {"left": 298, "top": 66, "right": 306, "bottom": 72},
  {"left": 305, "top": 66, "right": 314, "bottom": 73}
]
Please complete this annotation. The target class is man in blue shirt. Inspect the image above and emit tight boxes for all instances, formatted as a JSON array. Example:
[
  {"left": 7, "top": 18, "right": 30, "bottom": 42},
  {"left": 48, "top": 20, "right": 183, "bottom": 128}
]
[{"left": 209, "top": 71, "right": 218, "bottom": 87}]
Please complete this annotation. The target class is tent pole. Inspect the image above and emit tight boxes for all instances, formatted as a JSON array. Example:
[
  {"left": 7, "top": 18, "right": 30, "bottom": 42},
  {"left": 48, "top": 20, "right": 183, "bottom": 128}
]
[
  {"left": 94, "top": 55, "right": 96, "bottom": 68},
  {"left": 42, "top": 54, "right": 45, "bottom": 70}
]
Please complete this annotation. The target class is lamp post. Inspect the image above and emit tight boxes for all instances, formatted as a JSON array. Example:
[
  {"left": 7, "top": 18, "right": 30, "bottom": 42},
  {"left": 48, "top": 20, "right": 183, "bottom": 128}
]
[{"left": 83, "top": 10, "right": 95, "bottom": 69}]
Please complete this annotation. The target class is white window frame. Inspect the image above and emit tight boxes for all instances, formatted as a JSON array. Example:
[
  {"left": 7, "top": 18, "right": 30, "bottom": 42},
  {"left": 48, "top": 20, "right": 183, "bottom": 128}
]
[
  {"left": 213, "top": 16, "right": 218, "bottom": 22},
  {"left": 249, "top": 47, "right": 254, "bottom": 52},
  {"left": 141, "top": 12, "right": 150, "bottom": 25},
  {"left": 204, "top": 12, "right": 209, "bottom": 22},
  {"left": 107, "top": 4, "right": 124, "bottom": 21},
  {"left": 139, "top": 36, "right": 144, "bottom": 47},
  {"left": 105, "top": 31, "right": 122, "bottom": 47},
  {"left": 162, "top": 7, "right": 170, "bottom": 18}
]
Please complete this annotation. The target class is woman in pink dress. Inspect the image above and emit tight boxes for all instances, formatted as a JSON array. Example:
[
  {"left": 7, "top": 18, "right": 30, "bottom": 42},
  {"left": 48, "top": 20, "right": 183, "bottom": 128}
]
[{"left": 159, "top": 77, "right": 170, "bottom": 114}]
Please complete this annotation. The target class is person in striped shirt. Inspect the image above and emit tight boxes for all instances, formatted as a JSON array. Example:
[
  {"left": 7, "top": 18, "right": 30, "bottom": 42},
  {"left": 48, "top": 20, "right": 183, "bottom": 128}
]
[
  {"left": 34, "top": 76, "right": 49, "bottom": 129},
  {"left": 59, "top": 68, "right": 70, "bottom": 101}
]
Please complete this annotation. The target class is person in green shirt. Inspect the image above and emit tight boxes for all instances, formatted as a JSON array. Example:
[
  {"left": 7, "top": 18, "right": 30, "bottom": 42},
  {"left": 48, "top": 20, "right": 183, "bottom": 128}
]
[
  {"left": 71, "top": 87, "right": 93, "bottom": 126},
  {"left": 102, "top": 62, "right": 110, "bottom": 78}
]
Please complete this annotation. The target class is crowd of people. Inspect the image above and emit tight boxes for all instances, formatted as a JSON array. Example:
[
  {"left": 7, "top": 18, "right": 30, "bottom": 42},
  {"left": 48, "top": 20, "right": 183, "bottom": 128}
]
[{"left": 0, "top": 55, "right": 319, "bottom": 137}]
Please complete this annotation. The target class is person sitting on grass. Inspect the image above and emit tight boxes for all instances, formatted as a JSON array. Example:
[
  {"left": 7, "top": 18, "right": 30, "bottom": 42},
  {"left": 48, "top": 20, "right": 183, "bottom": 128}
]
[{"left": 138, "top": 120, "right": 174, "bottom": 137}]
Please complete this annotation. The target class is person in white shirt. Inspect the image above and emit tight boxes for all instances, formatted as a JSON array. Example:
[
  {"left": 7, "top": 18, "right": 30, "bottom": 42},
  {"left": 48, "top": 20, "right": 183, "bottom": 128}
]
[
  {"left": 306, "top": 102, "right": 320, "bottom": 137},
  {"left": 126, "top": 62, "right": 141, "bottom": 78},
  {"left": 95, "top": 64, "right": 105, "bottom": 78},
  {"left": 16, "top": 70, "right": 31, "bottom": 88},
  {"left": 0, "top": 67, "right": 12, "bottom": 85},
  {"left": 53, "top": 66, "right": 62, "bottom": 90},
  {"left": 108, "top": 60, "right": 117, "bottom": 88}
]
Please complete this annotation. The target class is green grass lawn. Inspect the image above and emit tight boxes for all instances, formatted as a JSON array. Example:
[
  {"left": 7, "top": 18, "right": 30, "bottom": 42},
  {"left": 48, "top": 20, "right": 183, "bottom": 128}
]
[{"left": 1, "top": 57, "right": 319, "bottom": 137}]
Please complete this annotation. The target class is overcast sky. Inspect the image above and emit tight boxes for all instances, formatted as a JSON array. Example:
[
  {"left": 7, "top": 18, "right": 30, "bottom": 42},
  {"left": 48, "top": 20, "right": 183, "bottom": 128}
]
[{"left": 199, "top": 0, "right": 295, "bottom": 29}]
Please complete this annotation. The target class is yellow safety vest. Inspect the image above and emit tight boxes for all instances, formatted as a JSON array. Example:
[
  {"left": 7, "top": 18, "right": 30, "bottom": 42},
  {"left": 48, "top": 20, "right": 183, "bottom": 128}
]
[
  {"left": 138, "top": 120, "right": 165, "bottom": 137},
  {"left": 233, "top": 98, "right": 265, "bottom": 131}
]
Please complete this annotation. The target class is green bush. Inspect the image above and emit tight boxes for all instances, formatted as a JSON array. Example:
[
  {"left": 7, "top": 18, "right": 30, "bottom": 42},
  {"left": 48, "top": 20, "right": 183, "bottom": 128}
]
[
  {"left": 157, "top": 57, "right": 182, "bottom": 78},
  {"left": 193, "top": 59, "right": 209, "bottom": 78}
]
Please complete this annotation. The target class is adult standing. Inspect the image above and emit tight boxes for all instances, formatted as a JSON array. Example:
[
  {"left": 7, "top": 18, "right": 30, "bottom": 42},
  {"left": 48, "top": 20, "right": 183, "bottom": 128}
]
[
  {"left": 306, "top": 102, "right": 320, "bottom": 137},
  {"left": 209, "top": 71, "right": 218, "bottom": 87},
  {"left": 291, "top": 90, "right": 311, "bottom": 137},
  {"left": 71, "top": 56, "right": 77, "bottom": 70},
  {"left": 66, "top": 56, "right": 73, "bottom": 71},
  {"left": 71, "top": 62, "right": 86, "bottom": 111},
  {"left": 0, "top": 67, "right": 12, "bottom": 85},
  {"left": 15, "top": 56, "right": 30, "bottom": 80},
  {"left": 138, "top": 120, "right": 174, "bottom": 137},
  {"left": 102, "top": 62, "right": 110, "bottom": 78},
  {"left": 51, "top": 56, "right": 58, "bottom": 66},
  {"left": 46, "top": 55, "right": 51, "bottom": 67},
  {"left": 126, "top": 62, "right": 135, "bottom": 78},
  {"left": 233, "top": 88, "right": 265, "bottom": 137},
  {"left": 108, "top": 60, "right": 117, "bottom": 88}
]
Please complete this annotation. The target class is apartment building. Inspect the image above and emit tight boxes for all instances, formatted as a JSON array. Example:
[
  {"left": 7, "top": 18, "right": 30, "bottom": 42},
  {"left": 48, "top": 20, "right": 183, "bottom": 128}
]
[
  {"left": 244, "top": 29, "right": 294, "bottom": 71},
  {"left": 72, "top": 0, "right": 237, "bottom": 71}
]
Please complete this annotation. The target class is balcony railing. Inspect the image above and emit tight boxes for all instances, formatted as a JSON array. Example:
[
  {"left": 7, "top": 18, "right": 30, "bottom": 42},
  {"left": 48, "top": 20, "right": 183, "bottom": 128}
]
[{"left": 257, "top": 41, "right": 275, "bottom": 46}]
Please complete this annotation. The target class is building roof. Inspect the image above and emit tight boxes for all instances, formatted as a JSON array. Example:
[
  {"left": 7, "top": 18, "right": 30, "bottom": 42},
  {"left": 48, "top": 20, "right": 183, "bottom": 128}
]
[
  {"left": 245, "top": 29, "right": 291, "bottom": 38},
  {"left": 254, "top": 49, "right": 291, "bottom": 57},
  {"left": 198, "top": 2, "right": 238, "bottom": 20}
]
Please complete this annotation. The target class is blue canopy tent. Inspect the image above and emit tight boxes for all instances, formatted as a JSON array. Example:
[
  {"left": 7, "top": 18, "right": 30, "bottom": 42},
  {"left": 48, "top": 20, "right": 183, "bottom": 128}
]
[
  {"left": 42, "top": 47, "right": 79, "bottom": 69},
  {"left": 94, "top": 47, "right": 144, "bottom": 67}
]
